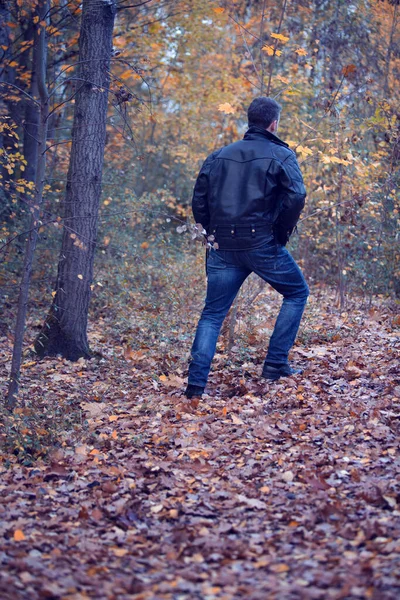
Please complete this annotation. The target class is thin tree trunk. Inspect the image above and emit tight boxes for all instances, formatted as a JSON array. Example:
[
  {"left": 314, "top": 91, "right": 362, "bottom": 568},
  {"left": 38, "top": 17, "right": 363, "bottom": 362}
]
[
  {"left": 6, "top": 1, "right": 50, "bottom": 409},
  {"left": 35, "top": 0, "right": 117, "bottom": 360},
  {"left": 23, "top": 22, "right": 40, "bottom": 186}
]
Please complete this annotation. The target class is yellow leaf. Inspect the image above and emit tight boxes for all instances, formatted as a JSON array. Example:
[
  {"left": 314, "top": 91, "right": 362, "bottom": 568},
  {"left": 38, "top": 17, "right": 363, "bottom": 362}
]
[
  {"left": 21, "top": 361, "right": 36, "bottom": 369},
  {"left": 159, "top": 374, "right": 168, "bottom": 382},
  {"left": 213, "top": 7, "right": 225, "bottom": 13},
  {"left": 218, "top": 102, "right": 235, "bottom": 115},
  {"left": 120, "top": 70, "right": 131, "bottom": 80},
  {"left": 262, "top": 45, "right": 282, "bottom": 57},
  {"left": 89, "top": 448, "right": 100, "bottom": 455},
  {"left": 270, "top": 32, "right": 290, "bottom": 43},
  {"left": 14, "top": 530, "right": 26, "bottom": 541},
  {"left": 296, "top": 145, "right": 313, "bottom": 156},
  {"left": 109, "top": 415, "right": 119, "bottom": 422},
  {"left": 295, "top": 48, "right": 307, "bottom": 56},
  {"left": 77, "top": 274, "right": 83, "bottom": 279}
]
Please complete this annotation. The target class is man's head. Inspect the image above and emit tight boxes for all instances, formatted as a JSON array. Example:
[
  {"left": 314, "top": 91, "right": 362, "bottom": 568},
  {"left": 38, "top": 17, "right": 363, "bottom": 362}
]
[{"left": 247, "top": 97, "right": 282, "bottom": 134}]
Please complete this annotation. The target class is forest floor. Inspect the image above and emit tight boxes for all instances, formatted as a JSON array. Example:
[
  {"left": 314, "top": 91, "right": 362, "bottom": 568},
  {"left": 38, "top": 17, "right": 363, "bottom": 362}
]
[{"left": 0, "top": 285, "right": 399, "bottom": 600}]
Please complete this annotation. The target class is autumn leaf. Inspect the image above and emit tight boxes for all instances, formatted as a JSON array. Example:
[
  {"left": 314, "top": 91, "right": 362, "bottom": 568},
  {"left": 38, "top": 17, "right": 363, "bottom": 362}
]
[
  {"left": 231, "top": 413, "right": 244, "bottom": 425},
  {"left": 13, "top": 530, "right": 26, "bottom": 541},
  {"left": 270, "top": 563, "right": 290, "bottom": 573},
  {"left": 295, "top": 47, "right": 307, "bottom": 56},
  {"left": 276, "top": 74, "right": 289, "bottom": 84},
  {"left": 213, "top": 7, "right": 225, "bottom": 14},
  {"left": 342, "top": 64, "right": 356, "bottom": 77},
  {"left": 112, "top": 548, "right": 129, "bottom": 557},
  {"left": 262, "top": 45, "right": 282, "bottom": 56},
  {"left": 296, "top": 145, "right": 313, "bottom": 156},
  {"left": 159, "top": 374, "right": 185, "bottom": 388},
  {"left": 270, "top": 32, "right": 290, "bottom": 42},
  {"left": 218, "top": 102, "right": 235, "bottom": 115}
]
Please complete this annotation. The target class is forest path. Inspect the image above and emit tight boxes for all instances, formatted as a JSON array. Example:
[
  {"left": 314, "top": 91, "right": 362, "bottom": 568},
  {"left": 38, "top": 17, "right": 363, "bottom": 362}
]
[{"left": 1, "top": 290, "right": 399, "bottom": 599}]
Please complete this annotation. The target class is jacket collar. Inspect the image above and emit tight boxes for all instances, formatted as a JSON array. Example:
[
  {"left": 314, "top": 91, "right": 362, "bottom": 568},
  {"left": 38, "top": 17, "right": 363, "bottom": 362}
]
[{"left": 244, "top": 125, "right": 289, "bottom": 148}]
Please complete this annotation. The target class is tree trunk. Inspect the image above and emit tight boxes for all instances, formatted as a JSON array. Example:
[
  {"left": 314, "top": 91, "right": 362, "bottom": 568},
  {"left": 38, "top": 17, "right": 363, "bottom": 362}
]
[
  {"left": 6, "top": 0, "right": 50, "bottom": 409},
  {"left": 35, "top": 0, "right": 117, "bottom": 360},
  {"left": 22, "top": 22, "right": 39, "bottom": 186},
  {"left": 0, "top": 0, "right": 14, "bottom": 214}
]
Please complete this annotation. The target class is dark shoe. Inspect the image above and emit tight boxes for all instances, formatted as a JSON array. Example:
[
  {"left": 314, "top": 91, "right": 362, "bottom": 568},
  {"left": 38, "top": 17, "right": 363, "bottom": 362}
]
[
  {"left": 185, "top": 384, "right": 205, "bottom": 399},
  {"left": 262, "top": 363, "right": 303, "bottom": 381}
]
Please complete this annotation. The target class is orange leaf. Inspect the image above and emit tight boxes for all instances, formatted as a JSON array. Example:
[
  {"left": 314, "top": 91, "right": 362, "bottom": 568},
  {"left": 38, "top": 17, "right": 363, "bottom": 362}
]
[
  {"left": 270, "top": 32, "right": 289, "bottom": 42},
  {"left": 109, "top": 415, "right": 119, "bottom": 422},
  {"left": 342, "top": 64, "right": 356, "bottom": 77},
  {"left": 271, "top": 563, "right": 290, "bottom": 573},
  {"left": 111, "top": 430, "right": 118, "bottom": 440},
  {"left": 262, "top": 45, "right": 282, "bottom": 57},
  {"left": 14, "top": 530, "right": 26, "bottom": 541},
  {"left": 113, "top": 547, "right": 129, "bottom": 557},
  {"left": 213, "top": 7, "right": 225, "bottom": 14},
  {"left": 218, "top": 102, "right": 235, "bottom": 115}
]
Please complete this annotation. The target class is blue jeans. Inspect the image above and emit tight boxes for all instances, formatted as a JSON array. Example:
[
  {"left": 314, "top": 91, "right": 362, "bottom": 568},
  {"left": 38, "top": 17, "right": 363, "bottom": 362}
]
[{"left": 188, "top": 244, "right": 309, "bottom": 388}]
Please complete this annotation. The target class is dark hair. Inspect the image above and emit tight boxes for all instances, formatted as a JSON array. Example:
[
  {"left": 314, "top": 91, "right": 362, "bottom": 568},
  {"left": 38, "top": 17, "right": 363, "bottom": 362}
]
[{"left": 247, "top": 97, "right": 282, "bottom": 129}]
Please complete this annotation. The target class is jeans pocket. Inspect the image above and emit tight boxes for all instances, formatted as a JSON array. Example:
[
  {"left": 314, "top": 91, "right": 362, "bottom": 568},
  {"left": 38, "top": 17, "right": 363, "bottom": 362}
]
[{"left": 207, "top": 250, "right": 227, "bottom": 270}]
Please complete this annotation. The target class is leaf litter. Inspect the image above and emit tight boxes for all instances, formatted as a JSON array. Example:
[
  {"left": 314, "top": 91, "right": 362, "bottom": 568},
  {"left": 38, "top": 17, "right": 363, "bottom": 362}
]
[{"left": 0, "top": 287, "right": 399, "bottom": 599}]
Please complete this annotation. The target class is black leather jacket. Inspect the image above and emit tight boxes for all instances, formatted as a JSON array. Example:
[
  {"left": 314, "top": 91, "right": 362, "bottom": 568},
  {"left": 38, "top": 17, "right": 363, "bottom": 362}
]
[{"left": 192, "top": 126, "right": 306, "bottom": 249}]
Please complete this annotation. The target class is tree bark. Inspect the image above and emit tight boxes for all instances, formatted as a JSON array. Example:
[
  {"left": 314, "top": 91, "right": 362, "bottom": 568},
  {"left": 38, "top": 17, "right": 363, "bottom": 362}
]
[
  {"left": 6, "top": 0, "right": 50, "bottom": 409},
  {"left": 35, "top": 0, "right": 117, "bottom": 360},
  {"left": 22, "top": 22, "right": 40, "bottom": 186}
]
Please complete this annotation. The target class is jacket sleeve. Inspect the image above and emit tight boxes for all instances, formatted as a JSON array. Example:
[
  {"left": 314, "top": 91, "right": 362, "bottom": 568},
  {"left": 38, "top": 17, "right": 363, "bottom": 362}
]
[
  {"left": 192, "top": 150, "right": 219, "bottom": 231},
  {"left": 274, "top": 151, "right": 306, "bottom": 245}
]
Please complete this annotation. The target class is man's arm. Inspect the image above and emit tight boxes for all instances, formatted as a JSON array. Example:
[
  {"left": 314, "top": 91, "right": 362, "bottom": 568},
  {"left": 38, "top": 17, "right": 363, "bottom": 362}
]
[
  {"left": 274, "top": 152, "right": 306, "bottom": 245},
  {"left": 192, "top": 150, "right": 220, "bottom": 231}
]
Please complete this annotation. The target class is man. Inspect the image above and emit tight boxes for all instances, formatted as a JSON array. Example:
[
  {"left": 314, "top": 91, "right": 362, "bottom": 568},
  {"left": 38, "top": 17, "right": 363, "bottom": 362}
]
[{"left": 185, "top": 97, "right": 309, "bottom": 399}]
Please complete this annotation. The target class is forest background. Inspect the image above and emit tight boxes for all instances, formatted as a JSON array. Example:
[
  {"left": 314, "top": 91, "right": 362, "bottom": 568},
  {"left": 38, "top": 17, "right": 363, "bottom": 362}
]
[
  {"left": 1, "top": 0, "right": 399, "bottom": 386},
  {"left": 0, "top": 1, "right": 399, "bottom": 598}
]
